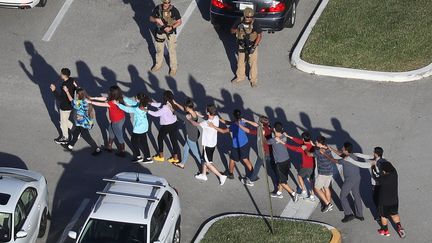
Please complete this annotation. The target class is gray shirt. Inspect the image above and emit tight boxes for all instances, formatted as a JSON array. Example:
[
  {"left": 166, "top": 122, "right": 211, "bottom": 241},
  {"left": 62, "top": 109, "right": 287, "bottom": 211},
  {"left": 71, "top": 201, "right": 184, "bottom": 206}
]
[
  {"left": 176, "top": 112, "right": 200, "bottom": 142},
  {"left": 267, "top": 135, "right": 290, "bottom": 163},
  {"left": 338, "top": 155, "right": 361, "bottom": 181},
  {"left": 314, "top": 149, "right": 333, "bottom": 176}
]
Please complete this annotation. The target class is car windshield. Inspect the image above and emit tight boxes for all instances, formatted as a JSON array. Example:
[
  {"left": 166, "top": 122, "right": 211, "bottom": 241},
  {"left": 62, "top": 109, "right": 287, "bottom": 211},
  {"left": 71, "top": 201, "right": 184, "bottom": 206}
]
[
  {"left": 78, "top": 219, "right": 147, "bottom": 243},
  {"left": 0, "top": 212, "right": 11, "bottom": 242}
]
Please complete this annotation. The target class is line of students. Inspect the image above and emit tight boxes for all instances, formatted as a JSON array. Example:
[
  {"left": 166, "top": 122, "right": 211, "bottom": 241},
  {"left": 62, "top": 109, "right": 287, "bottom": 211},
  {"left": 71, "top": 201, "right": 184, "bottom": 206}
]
[{"left": 50, "top": 69, "right": 405, "bottom": 238}]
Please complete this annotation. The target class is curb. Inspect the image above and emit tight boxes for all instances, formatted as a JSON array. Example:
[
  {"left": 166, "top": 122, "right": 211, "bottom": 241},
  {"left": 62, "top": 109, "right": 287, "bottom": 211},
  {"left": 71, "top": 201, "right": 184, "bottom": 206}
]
[
  {"left": 291, "top": 0, "right": 432, "bottom": 82},
  {"left": 193, "top": 213, "right": 342, "bottom": 243}
]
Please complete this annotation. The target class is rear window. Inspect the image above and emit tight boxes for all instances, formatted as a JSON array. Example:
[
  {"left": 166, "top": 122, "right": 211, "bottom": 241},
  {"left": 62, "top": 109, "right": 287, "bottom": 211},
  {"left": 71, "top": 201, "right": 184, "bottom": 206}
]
[{"left": 0, "top": 194, "right": 11, "bottom": 206}]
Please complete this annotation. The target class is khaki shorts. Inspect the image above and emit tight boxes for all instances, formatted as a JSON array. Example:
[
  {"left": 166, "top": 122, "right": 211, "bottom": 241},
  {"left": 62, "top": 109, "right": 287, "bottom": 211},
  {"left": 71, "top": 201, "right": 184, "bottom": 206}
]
[{"left": 315, "top": 175, "right": 332, "bottom": 189}]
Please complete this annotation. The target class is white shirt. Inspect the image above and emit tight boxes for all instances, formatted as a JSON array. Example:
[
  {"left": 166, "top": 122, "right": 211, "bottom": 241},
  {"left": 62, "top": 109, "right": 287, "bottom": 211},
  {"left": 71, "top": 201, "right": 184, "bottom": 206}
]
[{"left": 200, "top": 116, "right": 219, "bottom": 147}]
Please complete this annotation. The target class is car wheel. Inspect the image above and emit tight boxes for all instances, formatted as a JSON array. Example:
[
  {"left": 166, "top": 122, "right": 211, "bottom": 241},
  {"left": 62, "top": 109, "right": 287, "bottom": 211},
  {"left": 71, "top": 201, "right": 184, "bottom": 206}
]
[
  {"left": 285, "top": 2, "right": 296, "bottom": 28},
  {"left": 37, "top": 0, "right": 47, "bottom": 7},
  {"left": 37, "top": 209, "right": 48, "bottom": 238},
  {"left": 172, "top": 219, "right": 181, "bottom": 243}
]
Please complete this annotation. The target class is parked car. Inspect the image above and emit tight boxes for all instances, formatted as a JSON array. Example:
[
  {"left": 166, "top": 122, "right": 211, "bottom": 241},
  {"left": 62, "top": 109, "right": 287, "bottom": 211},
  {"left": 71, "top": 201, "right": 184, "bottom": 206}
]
[
  {"left": 0, "top": 0, "right": 46, "bottom": 9},
  {"left": 210, "top": 0, "right": 298, "bottom": 31},
  {"left": 68, "top": 172, "right": 181, "bottom": 243},
  {"left": 0, "top": 167, "right": 49, "bottom": 243}
]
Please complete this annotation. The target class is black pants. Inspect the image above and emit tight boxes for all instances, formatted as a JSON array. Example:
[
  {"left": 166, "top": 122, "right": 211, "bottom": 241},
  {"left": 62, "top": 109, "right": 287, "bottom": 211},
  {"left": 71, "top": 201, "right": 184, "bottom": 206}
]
[
  {"left": 69, "top": 126, "right": 98, "bottom": 149},
  {"left": 157, "top": 123, "right": 180, "bottom": 155},
  {"left": 131, "top": 132, "right": 150, "bottom": 158}
]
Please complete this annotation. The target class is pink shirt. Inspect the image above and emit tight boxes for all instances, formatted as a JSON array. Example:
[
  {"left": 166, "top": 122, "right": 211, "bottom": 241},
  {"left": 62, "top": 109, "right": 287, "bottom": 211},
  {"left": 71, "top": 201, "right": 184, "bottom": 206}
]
[{"left": 148, "top": 102, "right": 177, "bottom": 125}]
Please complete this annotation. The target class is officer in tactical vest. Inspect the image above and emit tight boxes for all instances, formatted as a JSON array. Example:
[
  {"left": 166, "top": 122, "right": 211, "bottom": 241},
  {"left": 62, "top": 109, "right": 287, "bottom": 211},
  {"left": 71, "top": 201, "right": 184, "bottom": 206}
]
[
  {"left": 150, "top": 0, "right": 182, "bottom": 76},
  {"left": 231, "top": 7, "right": 262, "bottom": 87}
]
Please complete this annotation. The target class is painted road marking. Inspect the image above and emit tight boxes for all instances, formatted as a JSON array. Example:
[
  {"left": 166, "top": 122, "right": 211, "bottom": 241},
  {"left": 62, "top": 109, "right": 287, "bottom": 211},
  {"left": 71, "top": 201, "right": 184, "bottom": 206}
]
[
  {"left": 42, "top": 0, "right": 75, "bottom": 42},
  {"left": 57, "top": 198, "right": 90, "bottom": 243},
  {"left": 176, "top": 0, "right": 199, "bottom": 37}
]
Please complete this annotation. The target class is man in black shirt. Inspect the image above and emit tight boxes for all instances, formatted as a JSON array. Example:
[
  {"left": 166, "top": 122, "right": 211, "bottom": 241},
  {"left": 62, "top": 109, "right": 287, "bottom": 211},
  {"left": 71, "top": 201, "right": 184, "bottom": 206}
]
[
  {"left": 150, "top": 0, "right": 182, "bottom": 77},
  {"left": 50, "top": 68, "right": 77, "bottom": 144},
  {"left": 231, "top": 7, "right": 262, "bottom": 87}
]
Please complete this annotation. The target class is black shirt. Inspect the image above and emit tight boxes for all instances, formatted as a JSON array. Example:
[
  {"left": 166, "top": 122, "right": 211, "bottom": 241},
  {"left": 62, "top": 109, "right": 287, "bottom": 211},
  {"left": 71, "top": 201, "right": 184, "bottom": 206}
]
[
  {"left": 52, "top": 78, "right": 76, "bottom": 111},
  {"left": 232, "top": 19, "right": 263, "bottom": 34},
  {"left": 152, "top": 5, "right": 181, "bottom": 32},
  {"left": 376, "top": 171, "right": 399, "bottom": 206}
]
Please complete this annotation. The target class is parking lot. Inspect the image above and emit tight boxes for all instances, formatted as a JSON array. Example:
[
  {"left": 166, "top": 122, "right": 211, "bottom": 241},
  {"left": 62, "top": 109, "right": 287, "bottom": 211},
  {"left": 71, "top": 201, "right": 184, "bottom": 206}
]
[{"left": 1, "top": 0, "right": 432, "bottom": 242}]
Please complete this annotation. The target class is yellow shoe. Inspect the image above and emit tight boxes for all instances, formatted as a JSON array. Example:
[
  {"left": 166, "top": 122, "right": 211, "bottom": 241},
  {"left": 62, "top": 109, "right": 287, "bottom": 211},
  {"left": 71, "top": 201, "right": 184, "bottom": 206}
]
[
  {"left": 167, "top": 157, "right": 180, "bottom": 163},
  {"left": 153, "top": 155, "right": 165, "bottom": 162}
]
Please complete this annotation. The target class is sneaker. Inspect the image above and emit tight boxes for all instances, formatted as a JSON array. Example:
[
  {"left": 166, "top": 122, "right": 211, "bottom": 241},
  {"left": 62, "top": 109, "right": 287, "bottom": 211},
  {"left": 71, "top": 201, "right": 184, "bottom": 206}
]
[
  {"left": 153, "top": 155, "right": 165, "bottom": 162},
  {"left": 143, "top": 157, "right": 154, "bottom": 164},
  {"left": 167, "top": 157, "right": 180, "bottom": 163},
  {"left": 291, "top": 192, "right": 299, "bottom": 203},
  {"left": 322, "top": 203, "right": 333, "bottom": 213},
  {"left": 225, "top": 172, "right": 234, "bottom": 180},
  {"left": 91, "top": 147, "right": 102, "bottom": 156},
  {"left": 270, "top": 191, "right": 283, "bottom": 199},
  {"left": 355, "top": 216, "right": 365, "bottom": 221},
  {"left": 306, "top": 195, "right": 316, "bottom": 202},
  {"left": 194, "top": 174, "right": 208, "bottom": 181},
  {"left": 103, "top": 146, "right": 113, "bottom": 153},
  {"left": 241, "top": 178, "right": 254, "bottom": 187},
  {"left": 54, "top": 137, "right": 69, "bottom": 145},
  {"left": 397, "top": 224, "right": 406, "bottom": 238},
  {"left": 377, "top": 229, "right": 390, "bottom": 237},
  {"left": 63, "top": 144, "right": 73, "bottom": 152},
  {"left": 300, "top": 190, "right": 308, "bottom": 198},
  {"left": 132, "top": 156, "right": 144, "bottom": 163},
  {"left": 219, "top": 175, "right": 227, "bottom": 185},
  {"left": 341, "top": 214, "right": 355, "bottom": 223}
]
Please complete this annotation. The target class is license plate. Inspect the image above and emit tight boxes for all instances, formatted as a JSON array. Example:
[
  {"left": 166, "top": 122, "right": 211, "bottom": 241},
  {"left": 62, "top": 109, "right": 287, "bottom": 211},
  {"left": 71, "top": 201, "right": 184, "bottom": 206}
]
[{"left": 239, "top": 2, "right": 253, "bottom": 10}]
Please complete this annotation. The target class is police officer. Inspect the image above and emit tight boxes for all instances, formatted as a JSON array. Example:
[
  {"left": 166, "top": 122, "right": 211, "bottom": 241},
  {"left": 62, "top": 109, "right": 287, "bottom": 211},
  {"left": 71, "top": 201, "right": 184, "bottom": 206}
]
[
  {"left": 231, "top": 7, "right": 262, "bottom": 87},
  {"left": 150, "top": 0, "right": 182, "bottom": 76}
]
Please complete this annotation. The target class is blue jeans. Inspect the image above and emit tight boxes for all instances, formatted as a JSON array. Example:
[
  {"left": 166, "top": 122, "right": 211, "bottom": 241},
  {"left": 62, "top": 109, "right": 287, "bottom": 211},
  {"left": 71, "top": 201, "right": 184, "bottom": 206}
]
[
  {"left": 108, "top": 118, "right": 125, "bottom": 144},
  {"left": 181, "top": 137, "right": 201, "bottom": 165}
]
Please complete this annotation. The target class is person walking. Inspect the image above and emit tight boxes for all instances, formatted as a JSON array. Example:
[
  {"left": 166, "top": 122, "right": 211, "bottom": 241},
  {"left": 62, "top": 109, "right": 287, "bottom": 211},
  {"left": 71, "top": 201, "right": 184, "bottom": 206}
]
[
  {"left": 190, "top": 105, "right": 227, "bottom": 185},
  {"left": 89, "top": 86, "right": 128, "bottom": 157},
  {"left": 209, "top": 109, "right": 255, "bottom": 186},
  {"left": 150, "top": 0, "right": 182, "bottom": 76},
  {"left": 231, "top": 7, "right": 262, "bottom": 87},
  {"left": 62, "top": 87, "right": 101, "bottom": 156},
  {"left": 267, "top": 122, "right": 299, "bottom": 202},
  {"left": 114, "top": 93, "right": 153, "bottom": 163},
  {"left": 172, "top": 98, "right": 202, "bottom": 170},
  {"left": 50, "top": 68, "right": 77, "bottom": 144},
  {"left": 149, "top": 90, "right": 180, "bottom": 163},
  {"left": 373, "top": 161, "right": 406, "bottom": 238}
]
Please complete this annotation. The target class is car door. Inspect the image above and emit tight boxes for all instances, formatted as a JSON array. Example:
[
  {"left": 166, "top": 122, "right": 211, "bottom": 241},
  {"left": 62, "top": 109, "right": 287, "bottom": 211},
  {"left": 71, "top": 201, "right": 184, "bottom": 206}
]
[
  {"left": 149, "top": 191, "right": 174, "bottom": 243},
  {"left": 14, "top": 187, "right": 39, "bottom": 243}
]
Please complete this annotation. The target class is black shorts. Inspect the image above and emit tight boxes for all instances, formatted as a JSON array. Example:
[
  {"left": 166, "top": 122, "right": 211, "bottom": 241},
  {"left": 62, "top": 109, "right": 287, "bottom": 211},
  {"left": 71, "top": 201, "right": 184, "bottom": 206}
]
[
  {"left": 276, "top": 161, "right": 291, "bottom": 184},
  {"left": 203, "top": 146, "right": 215, "bottom": 163},
  {"left": 230, "top": 144, "right": 250, "bottom": 161},
  {"left": 298, "top": 168, "right": 313, "bottom": 179},
  {"left": 379, "top": 204, "right": 399, "bottom": 217}
]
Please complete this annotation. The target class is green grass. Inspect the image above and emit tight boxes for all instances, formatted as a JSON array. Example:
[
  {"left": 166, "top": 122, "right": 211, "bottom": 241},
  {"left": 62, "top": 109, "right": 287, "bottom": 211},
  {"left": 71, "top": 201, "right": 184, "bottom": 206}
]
[
  {"left": 301, "top": 0, "right": 432, "bottom": 72},
  {"left": 200, "top": 216, "right": 332, "bottom": 243}
]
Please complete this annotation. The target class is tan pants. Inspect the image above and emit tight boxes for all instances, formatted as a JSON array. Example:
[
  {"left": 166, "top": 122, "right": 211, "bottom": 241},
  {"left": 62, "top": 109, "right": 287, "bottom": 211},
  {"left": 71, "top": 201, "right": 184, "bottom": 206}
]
[
  {"left": 236, "top": 47, "right": 258, "bottom": 82},
  {"left": 155, "top": 33, "right": 177, "bottom": 70},
  {"left": 60, "top": 109, "right": 73, "bottom": 139}
]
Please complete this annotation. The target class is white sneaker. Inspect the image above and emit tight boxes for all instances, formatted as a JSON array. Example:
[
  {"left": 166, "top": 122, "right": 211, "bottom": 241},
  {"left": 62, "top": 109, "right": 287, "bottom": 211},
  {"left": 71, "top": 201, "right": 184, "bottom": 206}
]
[
  {"left": 301, "top": 190, "right": 308, "bottom": 198},
  {"left": 219, "top": 175, "right": 227, "bottom": 185},
  {"left": 242, "top": 178, "right": 254, "bottom": 187},
  {"left": 292, "top": 192, "right": 299, "bottom": 202},
  {"left": 194, "top": 174, "right": 208, "bottom": 181},
  {"left": 306, "top": 195, "right": 316, "bottom": 202},
  {"left": 270, "top": 191, "right": 283, "bottom": 199}
]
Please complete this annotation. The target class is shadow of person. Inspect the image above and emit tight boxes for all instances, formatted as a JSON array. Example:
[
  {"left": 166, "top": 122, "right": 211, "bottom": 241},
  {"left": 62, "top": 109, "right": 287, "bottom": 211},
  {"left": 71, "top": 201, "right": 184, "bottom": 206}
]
[
  {"left": 0, "top": 152, "right": 28, "bottom": 169},
  {"left": 19, "top": 41, "right": 62, "bottom": 137},
  {"left": 215, "top": 28, "right": 238, "bottom": 75},
  {"left": 46, "top": 148, "right": 152, "bottom": 243},
  {"left": 122, "top": 0, "right": 157, "bottom": 65},
  {"left": 188, "top": 75, "right": 213, "bottom": 112}
]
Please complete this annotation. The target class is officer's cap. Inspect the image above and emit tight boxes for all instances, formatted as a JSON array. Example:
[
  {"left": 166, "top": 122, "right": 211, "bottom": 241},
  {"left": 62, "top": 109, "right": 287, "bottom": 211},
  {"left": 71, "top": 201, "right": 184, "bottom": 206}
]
[{"left": 243, "top": 7, "right": 254, "bottom": 17}]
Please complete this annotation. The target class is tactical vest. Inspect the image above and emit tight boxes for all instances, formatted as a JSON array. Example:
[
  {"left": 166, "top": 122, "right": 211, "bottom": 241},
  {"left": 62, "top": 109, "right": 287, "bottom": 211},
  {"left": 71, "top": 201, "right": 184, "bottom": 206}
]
[
  {"left": 158, "top": 5, "right": 176, "bottom": 27},
  {"left": 236, "top": 18, "right": 258, "bottom": 42}
]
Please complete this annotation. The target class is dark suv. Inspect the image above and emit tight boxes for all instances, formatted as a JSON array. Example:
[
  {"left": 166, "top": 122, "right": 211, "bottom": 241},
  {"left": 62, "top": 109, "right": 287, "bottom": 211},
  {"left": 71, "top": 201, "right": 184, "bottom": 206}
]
[{"left": 210, "top": 0, "right": 298, "bottom": 31}]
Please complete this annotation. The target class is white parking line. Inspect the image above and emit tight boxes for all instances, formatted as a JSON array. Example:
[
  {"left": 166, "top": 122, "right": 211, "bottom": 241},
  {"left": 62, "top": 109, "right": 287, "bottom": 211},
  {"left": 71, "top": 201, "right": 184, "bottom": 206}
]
[
  {"left": 42, "top": 0, "right": 75, "bottom": 42},
  {"left": 57, "top": 198, "right": 90, "bottom": 243},
  {"left": 176, "top": 0, "right": 199, "bottom": 37}
]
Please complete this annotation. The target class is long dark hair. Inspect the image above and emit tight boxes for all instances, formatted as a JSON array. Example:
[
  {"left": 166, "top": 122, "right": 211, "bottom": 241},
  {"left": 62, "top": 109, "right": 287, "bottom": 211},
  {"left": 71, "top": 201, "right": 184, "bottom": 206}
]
[
  {"left": 108, "top": 85, "right": 124, "bottom": 104},
  {"left": 136, "top": 92, "right": 151, "bottom": 109},
  {"left": 163, "top": 90, "right": 175, "bottom": 114},
  {"left": 76, "top": 88, "right": 95, "bottom": 119}
]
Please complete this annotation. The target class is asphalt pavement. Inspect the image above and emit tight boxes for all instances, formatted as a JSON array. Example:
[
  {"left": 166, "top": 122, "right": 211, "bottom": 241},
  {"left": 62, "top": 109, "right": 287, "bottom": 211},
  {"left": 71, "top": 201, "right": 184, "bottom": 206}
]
[{"left": 0, "top": 0, "right": 431, "bottom": 243}]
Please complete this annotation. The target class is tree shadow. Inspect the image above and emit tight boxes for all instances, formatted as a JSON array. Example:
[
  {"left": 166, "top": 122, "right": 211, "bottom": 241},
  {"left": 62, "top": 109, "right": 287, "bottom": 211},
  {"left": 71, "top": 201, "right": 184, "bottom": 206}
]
[
  {"left": 46, "top": 148, "right": 152, "bottom": 243},
  {"left": 0, "top": 152, "right": 28, "bottom": 169},
  {"left": 19, "top": 41, "right": 62, "bottom": 137}
]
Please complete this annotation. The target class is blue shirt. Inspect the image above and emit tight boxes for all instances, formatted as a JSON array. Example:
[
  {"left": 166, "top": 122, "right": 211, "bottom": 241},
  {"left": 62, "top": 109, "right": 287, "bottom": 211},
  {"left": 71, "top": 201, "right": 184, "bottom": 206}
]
[
  {"left": 117, "top": 98, "right": 149, "bottom": 134},
  {"left": 72, "top": 99, "right": 93, "bottom": 129},
  {"left": 230, "top": 121, "right": 248, "bottom": 148}
]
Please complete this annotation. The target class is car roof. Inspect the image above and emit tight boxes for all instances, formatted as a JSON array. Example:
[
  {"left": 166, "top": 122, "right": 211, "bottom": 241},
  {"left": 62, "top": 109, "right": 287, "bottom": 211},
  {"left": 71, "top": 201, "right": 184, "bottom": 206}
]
[{"left": 89, "top": 172, "right": 169, "bottom": 225}]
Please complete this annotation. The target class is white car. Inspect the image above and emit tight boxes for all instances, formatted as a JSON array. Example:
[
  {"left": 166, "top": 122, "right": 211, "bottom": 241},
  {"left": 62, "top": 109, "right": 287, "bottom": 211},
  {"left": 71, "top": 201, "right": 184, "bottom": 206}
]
[
  {"left": 0, "top": 167, "right": 49, "bottom": 243},
  {"left": 69, "top": 172, "right": 181, "bottom": 243},
  {"left": 0, "top": 0, "right": 46, "bottom": 9}
]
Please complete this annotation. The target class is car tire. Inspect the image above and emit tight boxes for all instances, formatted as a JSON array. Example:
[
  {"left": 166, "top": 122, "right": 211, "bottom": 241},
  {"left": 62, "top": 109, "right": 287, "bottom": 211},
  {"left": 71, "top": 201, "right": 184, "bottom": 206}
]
[
  {"left": 37, "top": 0, "right": 47, "bottom": 7},
  {"left": 172, "top": 218, "right": 181, "bottom": 243},
  {"left": 285, "top": 2, "right": 296, "bottom": 28},
  {"left": 37, "top": 209, "right": 48, "bottom": 238}
]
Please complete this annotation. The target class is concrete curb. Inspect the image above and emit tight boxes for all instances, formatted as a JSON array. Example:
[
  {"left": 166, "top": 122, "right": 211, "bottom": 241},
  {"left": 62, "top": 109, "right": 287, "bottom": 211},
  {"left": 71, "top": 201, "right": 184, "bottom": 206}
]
[
  {"left": 193, "top": 213, "right": 342, "bottom": 243},
  {"left": 291, "top": 0, "right": 432, "bottom": 82}
]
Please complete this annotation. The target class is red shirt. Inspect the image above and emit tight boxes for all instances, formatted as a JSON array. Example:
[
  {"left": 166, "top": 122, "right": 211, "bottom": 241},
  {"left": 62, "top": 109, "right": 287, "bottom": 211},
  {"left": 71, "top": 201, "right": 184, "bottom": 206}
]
[
  {"left": 262, "top": 124, "right": 272, "bottom": 155},
  {"left": 108, "top": 100, "right": 125, "bottom": 123},
  {"left": 285, "top": 137, "right": 314, "bottom": 168}
]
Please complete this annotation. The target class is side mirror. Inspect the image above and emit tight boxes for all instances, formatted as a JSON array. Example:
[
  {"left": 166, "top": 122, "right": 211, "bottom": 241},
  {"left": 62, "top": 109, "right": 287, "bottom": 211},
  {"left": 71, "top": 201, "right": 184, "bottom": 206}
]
[
  {"left": 16, "top": 231, "right": 28, "bottom": 238},
  {"left": 68, "top": 231, "right": 77, "bottom": 240}
]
